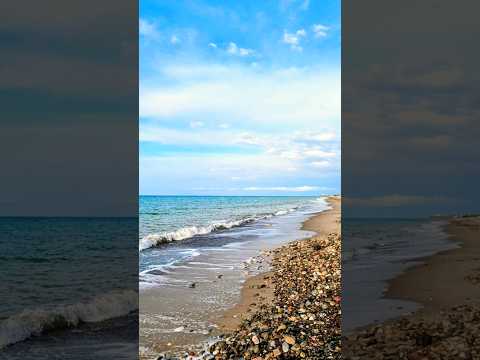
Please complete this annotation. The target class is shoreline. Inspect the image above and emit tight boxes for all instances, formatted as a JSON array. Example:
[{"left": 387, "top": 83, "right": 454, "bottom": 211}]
[
  {"left": 142, "top": 196, "right": 338, "bottom": 359},
  {"left": 344, "top": 216, "right": 480, "bottom": 358},
  {"left": 215, "top": 196, "right": 341, "bottom": 333},
  {"left": 207, "top": 196, "right": 341, "bottom": 359},
  {"left": 384, "top": 217, "right": 480, "bottom": 313}
]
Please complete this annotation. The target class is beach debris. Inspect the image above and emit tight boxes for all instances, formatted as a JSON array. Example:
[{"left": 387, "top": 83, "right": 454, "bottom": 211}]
[
  {"left": 217, "top": 274, "right": 223, "bottom": 279},
  {"left": 189, "top": 282, "right": 196, "bottom": 288}
]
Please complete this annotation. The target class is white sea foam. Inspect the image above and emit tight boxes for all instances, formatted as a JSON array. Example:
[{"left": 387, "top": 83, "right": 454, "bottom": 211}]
[
  {"left": 0, "top": 290, "right": 138, "bottom": 349},
  {"left": 139, "top": 205, "right": 304, "bottom": 251},
  {"left": 139, "top": 217, "right": 256, "bottom": 251}
]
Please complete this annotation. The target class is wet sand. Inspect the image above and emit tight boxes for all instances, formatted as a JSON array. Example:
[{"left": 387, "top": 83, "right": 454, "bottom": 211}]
[
  {"left": 386, "top": 216, "right": 480, "bottom": 312},
  {"left": 343, "top": 216, "right": 480, "bottom": 359},
  {"left": 140, "top": 200, "right": 326, "bottom": 359},
  {"left": 215, "top": 196, "right": 341, "bottom": 332},
  {"left": 208, "top": 196, "right": 341, "bottom": 359}
]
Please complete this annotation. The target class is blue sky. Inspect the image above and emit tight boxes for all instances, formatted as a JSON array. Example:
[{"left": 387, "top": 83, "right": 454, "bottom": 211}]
[{"left": 140, "top": 0, "right": 340, "bottom": 196}]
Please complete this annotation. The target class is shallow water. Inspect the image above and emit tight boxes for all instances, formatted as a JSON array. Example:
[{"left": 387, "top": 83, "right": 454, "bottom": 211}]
[
  {"left": 139, "top": 196, "right": 328, "bottom": 358},
  {"left": 342, "top": 218, "right": 459, "bottom": 332}
]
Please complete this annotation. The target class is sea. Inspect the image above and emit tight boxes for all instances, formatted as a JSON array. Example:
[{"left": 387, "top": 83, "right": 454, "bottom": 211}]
[
  {"left": 139, "top": 196, "right": 329, "bottom": 287},
  {"left": 342, "top": 218, "right": 459, "bottom": 332},
  {"left": 139, "top": 195, "right": 329, "bottom": 358},
  {"left": 0, "top": 217, "right": 138, "bottom": 359}
]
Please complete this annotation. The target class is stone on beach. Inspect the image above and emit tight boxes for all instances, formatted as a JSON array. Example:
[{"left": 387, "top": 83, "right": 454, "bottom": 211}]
[
  {"left": 206, "top": 232, "right": 341, "bottom": 359},
  {"left": 343, "top": 304, "right": 480, "bottom": 359}
]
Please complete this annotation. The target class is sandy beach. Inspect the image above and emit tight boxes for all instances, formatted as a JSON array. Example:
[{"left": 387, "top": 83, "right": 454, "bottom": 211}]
[
  {"left": 141, "top": 197, "right": 333, "bottom": 359},
  {"left": 385, "top": 216, "right": 480, "bottom": 312},
  {"left": 206, "top": 196, "right": 341, "bottom": 359},
  {"left": 215, "top": 196, "right": 341, "bottom": 334},
  {"left": 344, "top": 216, "right": 480, "bottom": 358}
]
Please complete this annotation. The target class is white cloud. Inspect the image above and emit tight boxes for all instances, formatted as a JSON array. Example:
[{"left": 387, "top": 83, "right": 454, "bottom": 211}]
[
  {"left": 139, "top": 19, "right": 159, "bottom": 39},
  {"left": 236, "top": 132, "right": 262, "bottom": 145},
  {"left": 208, "top": 42, "right": 217, "bottom": 49},
  {"left": 304, "top": 149, "right": 336, "bottom": 158},
  {"left": 296, "top": 29, "right": 307, "bottom": 37},
  {"left": 283, "top": 29, "right": 307, "bottom": 51},
  {"left": 189, "top": 121, "right": 204, "bottom": 128},
  {"left": 140, "top": 125, "right": 340, "bottom": 176},
  {"left": 219, "top": 123, "right": 230, "bottom": 129},
  {"left": 227, "top": 42, "right": 254, "bottom": 56},
  {"left": 294, "top": 131, "right": 336, "bottom": 143},
  {"left": 311, "top": 160, "right": 330, "bottom": 168},
  {"left": 243, "top": 186, "right": 319, "bottom": 192},
  {"left": 312, "top": 24, "right": 329, "bottom": 38},
  {"left": 140, "top": 64, "right": 340, "bottom": 126},
  {"left": 170, "top": 35, "right": 180, "bottom": 44}
]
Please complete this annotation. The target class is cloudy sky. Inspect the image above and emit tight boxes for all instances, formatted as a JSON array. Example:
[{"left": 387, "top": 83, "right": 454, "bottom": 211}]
[
  {"left": 139, "top": 0, "right": 340, "bottom": 196},
  {"left": 343, "top": 0, "right": 480, "bottom": 217}
]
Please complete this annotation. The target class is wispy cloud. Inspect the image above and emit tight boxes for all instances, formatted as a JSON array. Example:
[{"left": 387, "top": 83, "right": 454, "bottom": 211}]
[
  {"left": 283, "top": 29, "right": 307, "bottom": 51},
  {"left": 140, "top": 64, "right": 340, "bottom": 126},
  {"left": 244, "top": 186, "right": 320, "bottom": 192},
  {"left": 139, "top": 18, "right": 159, "bottom": 40},
  {"left": 226, "top": 42, "right": 254, "bottom": 56},
  {"left": 140, "top": 1, "right": 340, "bottom": 195},
  {"left": 312, "top": 24, "right": 329, "bottom": 38},
  {"left": 189, "top": 120, "right": 204, "bottom": 128}
]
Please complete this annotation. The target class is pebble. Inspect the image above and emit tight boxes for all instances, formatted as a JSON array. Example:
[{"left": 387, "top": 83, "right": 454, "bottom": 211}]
[
  {"left": 343, "top": 304, "right": 480, "bottom": 359},
  {"left": 204, "top": 233, "right": 341, "bottom": 359}
]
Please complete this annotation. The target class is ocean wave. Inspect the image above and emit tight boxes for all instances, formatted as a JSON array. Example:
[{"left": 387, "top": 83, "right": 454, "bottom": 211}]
[
  {"left": 139, "top": 217, "right": 257, "bottom": 251},
  {"left": 139, "top": 205, "right": 304, "bottom": 251},
  {"left": 0, "top": 289, "right": 138, "bottom": 349}
]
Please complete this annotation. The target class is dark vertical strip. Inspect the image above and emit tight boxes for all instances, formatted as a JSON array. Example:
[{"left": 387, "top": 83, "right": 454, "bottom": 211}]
[
  {"left": 0, "top": 1, "right": 138, "bottom": 358},
  {"left": 343, "top": 0, "right": 480, "bottom": 358}
]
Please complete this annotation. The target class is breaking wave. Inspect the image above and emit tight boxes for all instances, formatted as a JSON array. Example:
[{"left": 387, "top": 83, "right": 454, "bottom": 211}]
[
  {"left": 139, "top": 206, "right": 301, "bottom": 251},
  {"left": 0, "top": 289, "right": 138, "bottom": 349}
]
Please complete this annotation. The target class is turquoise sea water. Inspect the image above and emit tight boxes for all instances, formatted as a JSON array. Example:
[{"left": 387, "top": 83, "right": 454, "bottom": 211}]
[
  {"left": 139, "top": 195, "right": 329, "bottom": 357},
  {"left": 139, "top": 195, "right": 328, "bottom": 286}
]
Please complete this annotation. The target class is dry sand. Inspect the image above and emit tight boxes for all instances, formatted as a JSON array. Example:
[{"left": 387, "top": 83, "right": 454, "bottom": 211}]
[
  {"left": 386, "top": 216, "right": 480, "bottom": 315},
  {"left": 208, "top": 196, "right": 341, "bottom": 359},
  {"left": 215, "top": 196, "right": 341, "bottom": 332},
  {"left": 343, "top": 216, "right": 480, "bottom": 359}
]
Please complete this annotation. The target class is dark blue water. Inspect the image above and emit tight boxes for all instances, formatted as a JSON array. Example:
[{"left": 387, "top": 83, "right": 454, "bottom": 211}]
[{"left": 0, "top": 217, "right": 138, "bottom": 357}]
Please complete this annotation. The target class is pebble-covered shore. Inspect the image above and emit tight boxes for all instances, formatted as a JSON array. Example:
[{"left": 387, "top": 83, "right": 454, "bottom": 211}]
[
  {"left": 343, "top": 304, "right": 480, "bottom": 359},
  {"left": 202, "top": 232, "right": 342, "bottom": 360}
]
